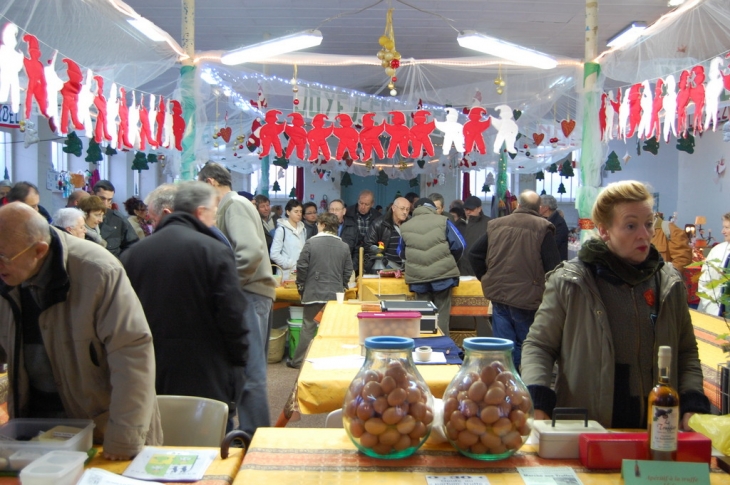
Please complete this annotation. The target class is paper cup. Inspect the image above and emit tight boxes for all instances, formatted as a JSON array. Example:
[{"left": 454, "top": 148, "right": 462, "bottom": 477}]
[{"left": 336, "top": 292, "right": 345, "bottom": 304}]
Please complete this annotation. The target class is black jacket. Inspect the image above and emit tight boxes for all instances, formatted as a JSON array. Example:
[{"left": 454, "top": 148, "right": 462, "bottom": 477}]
[
  {"left": 458, "top": 212, "right": 490, "bottom": 276},
  {"left": 339, "top": 217, "right": 360, "bottom": 269},
  {"left": 120, "top": 212, "right": 249, "bottom": 409},
  {"left": 363, "top": 211, "right": 396, "bottom": 273},
  {"left": 345, "top": 205, "right": 378, "bottom": 271},
  {"left": 548, "top": 210, "right": 569, "bottom": 261},
  {"left": 99, "top": 209, "right": 138, "bottom": 257}
]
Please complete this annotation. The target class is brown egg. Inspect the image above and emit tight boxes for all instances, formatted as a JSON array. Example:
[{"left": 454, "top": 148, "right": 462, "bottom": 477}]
[
  {"left": 458, "top": 372, "right": 480, "bottom": 391},
  {"left": 480, "top": 365, "right": 497, "bottom": 385},
  {"left": 349, "top": 418, "right": 365, "bottom": 438},
  {"left": 387, "top": 387, "right": 407, "bottom": 406},
  {"left": 466, "top": 416, "right": 487, "bottom": 435},
  {"left": 360, "top": 431, "right": 378, "bottom": 448},
  {"left": 379, "top": 427, "right": 401, "bottom": 445},
  {"left": 406, "top": 387, "right": 422, "bottom": 403},
  {"left": 385, "top": 361, "right": 407, "bottom": 383},
  {"left": 380, "top": 375, "right": 397, "bottom": 394},
  {"left": 519, "top": 423, "right": 532, "bottom": 436},
  {"left": 467, "top": 381, "right": 488, "bottom": 402},
  {"left": 480, "top": 430, "right": 502, "bottom": 448},
  {"left": 449, "top": 410, "right": 467, "bottom": 431},
  {"left": 499, "top": 400, "right": 512, "bottom": 417},
  {"left": 490, "top": 361, "right": 506, "bottom": 373},
  {"left": 345, "top": 398, "right": 359, "bottom": 419},
  {"left": 422, "top": 408, "right": 434, "bottom": 425},
  {"left": 349, "top": 378, "right": 365, "bottom": 398},
  {"left": 382, "top": 406, "right": 405, "bottom": 425},
  {"left": 444, "top": 387, "right": 459, "bottom": 401},
  {"left": 470, "top": 442, "right": 488, "bottom": 455},
  {"left": 410, "top": 436, "right": 422, "bottom": 447},
  {"left": 509, "top": 409, "right": 526, "bottom": 429},
  {"left": 488, "top": 380, "right": 505, "bottom": 392},
  {"left": 484, "top": 386, "right": 506, "bottom": 405},
  {"left": 518, "top": 394, "right": 532, "bottom": 413},
  {"left": 480, "top": 405, "right": 500, "bottom": 424},
  {"left": 356, "top": 401, "right": 374, "bottom": 421},
  {"left": 495, "top": 371, "right": 514, "bottom": 386},
  {"left": 373, "top": 396, "right": 389, "bottom": 415},
  {"left": 362, "top": 381, "right": 384, "bottom": 399},
  {"left": 510, "top": 389, "right": 524, "bottom": 406},
  {"left": 492, "top": 417, "right": 513, "bottom": 437},
  {"left": 489, "top": 443, "right": 507, "bottom": 454},
  {"left": 409, "top": 421, "right": 427, "bottom": 439},
  {"left": 457, "top": 430, "right": 479, "bottom": 447},
  {"left": 410, "top": 402, "right": 427, "bottom": 421},
  {"left": 502, "top": 430, "right": 523, "bottom": 450},
  {"left": 372, "top": 442, "right": 393, "bottom": 455},
  {"left": 457, "top": 390, "right": 469, "bottom": 402},
  {"left": 444, "top": 397, "right": 459, "bottom": 417},
  {"left": 363, "top": 370, "right": 380, "bottom": 383},
  {"left": 364, "top": 417, "right": 387, "bottom": 435},
  {"left": 396, "top": 414, "right": 417, "bottom": 435},
  {"left": 445, "top": 421, "right": 459, "bottom": 440},
  {"left": 393, "top": 433, "right": 412, "bottom": 451}
]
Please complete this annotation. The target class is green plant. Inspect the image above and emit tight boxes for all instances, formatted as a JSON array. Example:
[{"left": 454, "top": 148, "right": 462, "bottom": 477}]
[{"left": 691, "top": 258, "right": 730, "bottom": 350}]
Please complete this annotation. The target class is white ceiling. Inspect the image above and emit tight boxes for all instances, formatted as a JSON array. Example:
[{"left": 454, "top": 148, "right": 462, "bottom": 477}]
[{"left": 123, "top": 0, "right": 679, "bottom": 94}]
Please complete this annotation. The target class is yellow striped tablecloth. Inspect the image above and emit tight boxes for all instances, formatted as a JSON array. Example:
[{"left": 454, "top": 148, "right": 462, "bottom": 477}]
[{"left": 691, "top": 309, "right": 730, "bottom": 409}]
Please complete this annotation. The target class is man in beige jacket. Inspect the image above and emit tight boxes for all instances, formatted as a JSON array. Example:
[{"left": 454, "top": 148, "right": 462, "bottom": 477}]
[{"left": 0, "top": 203, "right": 161, "bottom": 460}]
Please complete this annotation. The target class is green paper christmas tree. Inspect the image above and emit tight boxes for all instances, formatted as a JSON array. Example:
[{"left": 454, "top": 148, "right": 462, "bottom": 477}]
[
  {"left": 559, "top": 159, "right": 574, "bottom": 177},
  {"left": 376, "top": 170, "right": 388, "bottom": 186},
  {"left": 105, "top": 145, "right": 117, "bottom": 156},
  {"left": 643, "top": 136, "right": 659, "bottom": 155},
  {"left": 534, "top": 170, "right": 544, "bottom": 181},
  {"left": 604, "top": 150, "right": 622, "bottom": 173},
  {"left": 273, "top": 156, "right": 289, "bottom": 169},
  {"left": 272, "top": 181, "right": 281, "bottom": 193},
  {"left": 63, "top": 132, "right": 83, "bottom": 157},
  {"left": 85, "top": 139, "right": 103, "bottom": 163},
  {"left": 147, "top": 154, "right": 158, "bottom": 165},
  {"left": 131, "top": 151, "right": 149, "bottom": 172},
  {"left": 557, "top": 182, "right": 567, "bottom": 194},
  {"left": 341, "top": 172, "right": 353, "bottom": 188},
  {"left": 540, "top": 189, "right": 546, "bottom": 195},
  {"left": 409, "top": 177, "right": 419, "bottom": 188},
  {"left": 676, "top": 133, "right": 695, "bottom": 154},
  {"left": 547, "top": 163, "right": 558, "bottom": 173},
  {"left": 289, "top": 187, "right": 296, "bottom": 198},
  {"left": 482, "top": 183, "right": 491, "bottom": 193}
]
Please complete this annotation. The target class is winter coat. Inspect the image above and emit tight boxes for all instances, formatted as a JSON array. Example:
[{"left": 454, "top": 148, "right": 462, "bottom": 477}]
[
  {"left": 363, "top": 211, "right": 396, "bottom": 273},
  {"left": 270, "top": 219, "right": 308, "bottom": 278},
  {"left": 127, "top": 216, "right": 147, "bottom": 240},
  {"left": 651, "top": 218, "right": 692, "bottom": 271},
  {"left": 458, "top": 212, "right": 490, "bottom": 276},
  {"left": 216, "top": 191, "right": 276, "bottom": 300},
  {"left": 99, "top": 209, "right": 138, "bottom": 257},
  {"left": 121, "top": 213, "right": 248, "bottom": 408},
  {"left": 296, "top": 232, "right": 353, "bottom": 304},
  {"left": 522, "top": 259, "right": 707, "bottom": 428},
  {"left": 0, "top": 227, "right": 162, "bottom": 456},
  {"left": 548, "top": 210, "right": 569, "bottom": 261},
  {"left": 698, "top": 241, "right": 730, "bottom": 316}
]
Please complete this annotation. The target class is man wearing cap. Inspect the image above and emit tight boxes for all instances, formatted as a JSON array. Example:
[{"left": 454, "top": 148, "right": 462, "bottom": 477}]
[
  {"left": 459, "top": 195, "right": 491, "bottom": 276},
  {"left": 400, "top": 198, "right": 466, "bottom": 336}
]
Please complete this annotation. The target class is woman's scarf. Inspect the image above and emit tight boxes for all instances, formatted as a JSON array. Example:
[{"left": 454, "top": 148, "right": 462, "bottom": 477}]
[{"left": 579, "top": 238, "right": 663, "bottom": 286}]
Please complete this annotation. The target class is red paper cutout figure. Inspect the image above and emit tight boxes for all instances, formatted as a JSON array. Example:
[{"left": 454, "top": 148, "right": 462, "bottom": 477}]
[
  {"left": 138, "top": 94, "right": 156, "bottom": 150},
  {"left": 610, "top": 88, "right": 621, "bottom": 114},
  {"left": 410, "top": 110, "right": 436, "bottom": 157},
  {"left": 259, "top": 109, "right": 286, "bottom": 158},
  {"left": 117, "top": 87, "right": 132, "bottom": 149},
  {"left": 155, "top": 95, "right": 165, "bottom": 146},
  {"left": 384, "top": 111, "right": 411, "bottom": 158},
  {"left": 599, "top": 92, "right": 607, "bottom": 141},
  {"left": 689, "top": 65, "right": 705, "bottom": 134},
  {"left": 676, "top": 70, "right": 691, "bottom": 136},
  {"left": 307, "top": 114, "right": 333, "bottom": 161},
  {"left": 171, "top": 100, "right": 185, "bottom": 151},
  {"left": 625, "top": 83, "right": 642, "bottom": 139},
  {"left": 285, "top": 112, "right": 308, "bottom": 159},
  {"left": 247, "top": 117, "right": 262, "bottom": 151},
  {"left": 92, "top": 75, "right": 111, "bottom": 143},
  {"left": 649, "top": 78, "right": 664, "bottom": 140},
  {"left": 360, "top": 113, "right": 384, "bottom": 160},
  {"left": 22, "top": 34, "right": 48, "bottom": 119},
  {"left": 333, "top": 113, "right": 360, "bottom": 161},
  {"left": 59, "top": 58, "right": 84, "bottom": 134},
  {"left": 462, "top": 107, "right": 491, "bottom": 155}
]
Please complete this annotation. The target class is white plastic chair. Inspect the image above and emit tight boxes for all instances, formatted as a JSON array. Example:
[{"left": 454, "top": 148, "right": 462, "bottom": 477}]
[
  {"left": 325, "top": 408, "right": 343, "bottom": 428},
  {"left": 156, "top": 395, "right": 229, "bottom": 447}
]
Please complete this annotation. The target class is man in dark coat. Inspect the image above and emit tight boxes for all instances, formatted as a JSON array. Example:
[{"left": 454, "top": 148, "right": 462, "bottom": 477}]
[
  {"left": 93, "top": 180, "right": 138, "bottom": 257},
  {"left": 121, "top": 181, "right": 249, "bottom": 426},
  {"left": 344, "top": 189, "right": 378, "bottom": 273},
  {"left": 540, "top": 194, "right": 569, "bottom": 261},
  {"left": 329, "top": 199, "right": 359, "bottom": 268},
  {"left": 458, "top": 196, "right": 490, "bottom": 276}
]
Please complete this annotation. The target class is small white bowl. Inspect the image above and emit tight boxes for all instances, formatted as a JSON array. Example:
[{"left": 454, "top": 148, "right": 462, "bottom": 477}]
[{"left": 415, "top": 346, "right": 432, "bottom": 362}]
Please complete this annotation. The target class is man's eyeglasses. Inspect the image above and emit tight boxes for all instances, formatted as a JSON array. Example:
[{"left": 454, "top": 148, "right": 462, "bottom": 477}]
[
  {"left": 305, "top": 211, "right": 317, "bottom": 216},
  {"left": 0, "top": 242, "right": 36, "bottom": 266}
]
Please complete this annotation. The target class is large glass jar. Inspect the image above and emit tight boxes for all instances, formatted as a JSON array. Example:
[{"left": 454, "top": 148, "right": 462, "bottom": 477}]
[
  {"left": 342, "top": 336, "right": 435, "bottom": 459},
  {"left": 442, "top": 337, "right": 533, "bottom": 460}
]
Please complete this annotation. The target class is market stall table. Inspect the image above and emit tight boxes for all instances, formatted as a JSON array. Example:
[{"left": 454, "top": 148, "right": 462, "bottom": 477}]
[
  {"left": 691, "top": 309, "right": 730, "bottom": 410},
  {"left": 235, "top": 428, "right": 729, "bottom": 485}
]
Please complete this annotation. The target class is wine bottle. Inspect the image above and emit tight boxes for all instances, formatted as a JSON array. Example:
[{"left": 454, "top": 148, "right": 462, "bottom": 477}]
[{"left": 647, "top": 345, "right": 679, "bottom": 461}]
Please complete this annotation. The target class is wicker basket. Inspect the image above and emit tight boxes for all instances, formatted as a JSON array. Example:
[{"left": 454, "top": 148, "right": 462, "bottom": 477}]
[{"left": 450, "top": 329, "right": 477, "bottom": 348}]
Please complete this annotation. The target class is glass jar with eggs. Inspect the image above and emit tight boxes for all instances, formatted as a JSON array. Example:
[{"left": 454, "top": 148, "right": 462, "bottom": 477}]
[
  {"left": 442, "top": 337, "right": 533, "bottom": 460},
  {"left": 342, "top": 336, "right": 435, "bottom": 459}
]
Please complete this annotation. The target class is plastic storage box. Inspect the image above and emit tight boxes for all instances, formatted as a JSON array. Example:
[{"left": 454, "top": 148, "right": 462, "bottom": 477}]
[
  {"left": 532, "top": 418, "right": 607, "bottom": 459},
  {"left": 0, "top": 419, "right": 94, "bottom": 471},
  {"left": 356, "top": 311, "right": 421, "bottom": 344},
  {"left": 19, "top": 450, "right": 87, "bottom": 485}
]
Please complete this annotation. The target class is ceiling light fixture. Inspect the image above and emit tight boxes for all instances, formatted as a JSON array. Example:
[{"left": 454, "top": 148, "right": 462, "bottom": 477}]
[
  {"left": 606, "top": 21, "right": 647, "bottom": 48},
  {"left": 127, "top": 18, "right": 167, "bottom": 42},
  {"left": 221, "top": 30, "right": 323, "bottom": 66},
  {"left": 667, "top": 0, "right": 685, "bottom": 6},
  {"left": 457, "top": 31, "right": 557, "bottom": 70}
]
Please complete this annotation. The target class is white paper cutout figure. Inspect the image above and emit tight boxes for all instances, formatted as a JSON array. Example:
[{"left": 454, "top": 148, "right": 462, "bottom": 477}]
[
  {"left": 704, "top": 57, "right": 724, "bottom": 132},
  {"left": 0, "top": 23, "right": 24, "bottom": 114},
  {"left": 23, "top": 120, "right": 39, "bottom": 148},
  {"left": 490, "top": 105, "right": 519, "bottom": 154},
  {"left": 434, "top": 107, "right": 465, "bottom": 155},
  {"left": 127, "top": 91, "right": 140, "bottom": 149},
  {"left": 77, "top": 69, "right": 95, "bottom": 139},
  {"left": 618, "top": 88, "right": 631, "bottom": 141},
  {"left": 106, "top": 82, "right": 119, "bottom": 148},
  {"left": 662, "top": 75, "right": 677, "bottom": 143},
  {"left": 44, "top": 51, "right": 63, "bottom": 133},
  {"left": 163, "top": 100, "right": 174, "bottom": 149},
  {"left": 637, "top": 80, "right": 653, "bottom": 139},
  {"left": 148, "top": 94, "right": 157, "bottom": 139},
  {"left": 605, "top": 90, "right": 616, "bottom": 141}
]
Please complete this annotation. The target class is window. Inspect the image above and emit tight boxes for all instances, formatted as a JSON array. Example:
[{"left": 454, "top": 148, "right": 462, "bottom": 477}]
[
  {"left": 464, "top": 169, "right": 497, "bottom": 198},
  {"left": 536, "top": 169, "right": 580, "bottom": 201},
  {"left": 98, "top": 153, "right": 109, "bottom": 180},
  {"left": 51, "top": 141, "right": 68, "bottom": 172},
  {"left": 0, "top": 131, "right": 10, "bottom": 180},
  {"left": 250, "top": 165, "right": 297, "bottom": 198}
]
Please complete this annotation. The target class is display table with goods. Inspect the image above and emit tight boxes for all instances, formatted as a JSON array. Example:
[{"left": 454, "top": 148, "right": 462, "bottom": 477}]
[{"left": 690, "top": 309, "right": 730, "bottom": 410}]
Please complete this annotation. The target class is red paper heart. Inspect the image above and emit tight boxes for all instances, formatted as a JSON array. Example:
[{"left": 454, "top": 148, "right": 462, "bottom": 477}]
[
  {"left": 345, "top": 158, "right": 354, "bottom": 167},
  {"left": 318, "top": 171, "right": 324, "bottom": 179},
  {"left": 433, "top": 178, "right": 438, "bottom": 186},
  {"left": 560, "top": 120, "right": 576, "bottom": 138},
  {"left": 426, "top": 182, "right": 432, "bottom": 187},
  {"left": 532, "top": 133, "right": 544, "bottom": 145},
  {"left": 219, "top": 127, "right": 232, "bottom": 143},
  {"left": 462, "top": 107, "right": 469, "bottom": 114}
]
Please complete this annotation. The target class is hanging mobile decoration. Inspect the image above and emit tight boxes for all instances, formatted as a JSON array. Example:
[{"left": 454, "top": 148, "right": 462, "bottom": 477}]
[
  {"left": 376, "top": 8, "right": 401, "bottom": 96},
  {"left": 291, "top": 65, "right": 300, "bottom": 106},
  {"left": 494, "top": 64, "right": 506, "bottom": 95},
  {"left": 212, "top": 94, "right": 220, "bottom": 148}
]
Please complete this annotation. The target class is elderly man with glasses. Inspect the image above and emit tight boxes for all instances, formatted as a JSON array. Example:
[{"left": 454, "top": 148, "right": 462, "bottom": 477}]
[
  {"left": 363, "top": 197, "right": 410, "bottom": 274},
  {"left": 345, "top": 189, "right": 379, "bottom": 274}
]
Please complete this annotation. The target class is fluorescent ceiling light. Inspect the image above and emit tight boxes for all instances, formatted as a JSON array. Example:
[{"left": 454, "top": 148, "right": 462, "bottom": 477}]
[
  {"left": 606, "top": 21, "right": 647, "bottom": 48},
  {"left": 667, "top": 0, "right": 685, "bottom": 6},
  {"left": 127, "top": 18, "right": 167, "bottom": 42},
  {"left": 221, "top": 30, "right": 323, "bottom": 65},
  {"left": 457, "top": 31, "right": 557, "bottom": 69}
]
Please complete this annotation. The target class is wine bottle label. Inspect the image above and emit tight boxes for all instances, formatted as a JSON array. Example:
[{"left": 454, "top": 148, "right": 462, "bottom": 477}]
[{"left": 650, "top": 405, "right": 679, "bottom": 451}]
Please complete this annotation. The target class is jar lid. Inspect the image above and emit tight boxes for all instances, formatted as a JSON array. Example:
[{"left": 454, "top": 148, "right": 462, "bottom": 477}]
[
  {"left": 364, "top": 336, "right": 415, "bottom": 350},
  {"left": 463, "top": 337, "right": 514, "bottom": 351}
]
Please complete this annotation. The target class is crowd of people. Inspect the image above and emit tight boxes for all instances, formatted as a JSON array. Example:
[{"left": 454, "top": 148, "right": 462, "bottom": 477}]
[{"left": 0, "top": 170, "right": 726, "bottom": 456}]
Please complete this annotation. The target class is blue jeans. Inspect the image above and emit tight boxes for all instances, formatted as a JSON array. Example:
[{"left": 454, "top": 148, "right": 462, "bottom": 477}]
[
  {"left": 237, "top": 290, "right": 273, "bottom": 435},
  {"left": 491, "top": 303, "right": 536, "bottom": 370}
]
